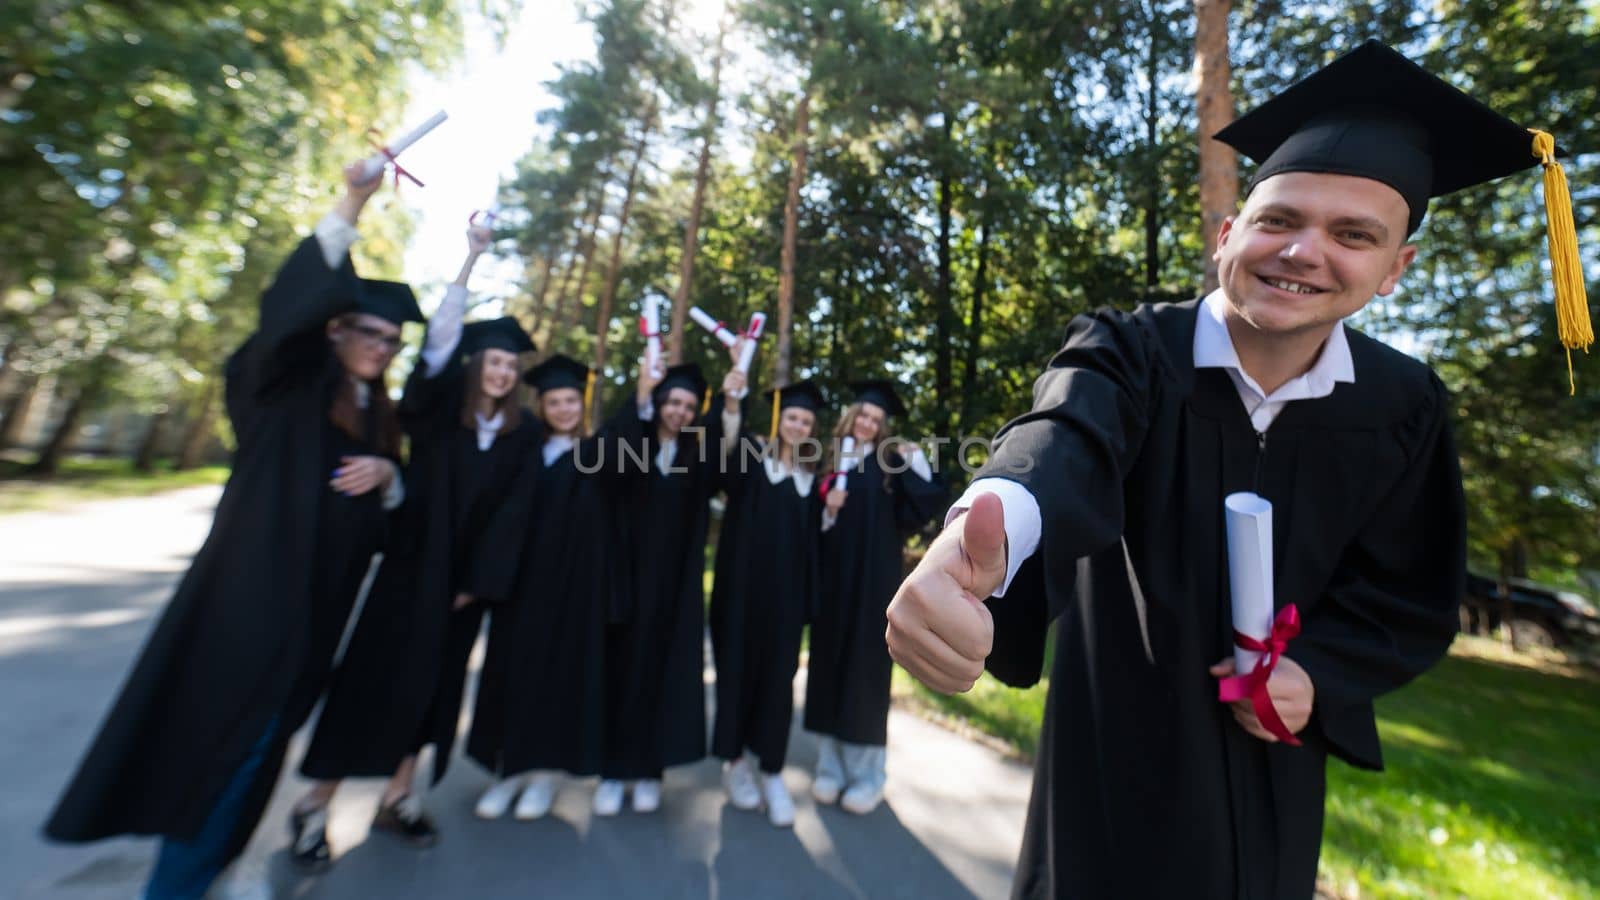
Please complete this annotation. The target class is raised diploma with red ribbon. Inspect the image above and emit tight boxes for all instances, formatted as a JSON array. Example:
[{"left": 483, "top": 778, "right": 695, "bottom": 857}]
[
  {"left": 1216, "top": 492, "right": 1303, "bottom": 746},
  {"left": 736, "top": 311, "right": 766, "bottom": 374},
  {"left": 357, "top": 110, "right": 448, "bottom": 186},
  {"left": 640, "top": 294, "right": 664, "bottom": 378},
  {"left": 688, "top": 306, "right": 739, "bottom": 348},
  {"left": 833, "top": 435, "right": 857, "bottom": 491}
]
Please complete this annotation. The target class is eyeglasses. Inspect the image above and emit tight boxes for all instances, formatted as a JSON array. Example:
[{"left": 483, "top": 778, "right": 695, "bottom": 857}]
[{"left": 345, "top": 323, "right": 403, "bottom": 352}]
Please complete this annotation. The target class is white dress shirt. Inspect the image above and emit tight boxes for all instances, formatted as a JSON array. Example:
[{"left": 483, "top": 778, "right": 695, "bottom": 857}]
[{"left": 950, "top": 293, "right": 1355, "bottom": 595}]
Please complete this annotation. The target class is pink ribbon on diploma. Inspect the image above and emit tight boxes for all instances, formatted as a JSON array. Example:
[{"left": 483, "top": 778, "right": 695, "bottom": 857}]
[
  {"left": 1216, "top": 603, "right": 1302, "bottom": 746},
  {"left": 367, "top": 130, "right": 425, "bottom": 189}
]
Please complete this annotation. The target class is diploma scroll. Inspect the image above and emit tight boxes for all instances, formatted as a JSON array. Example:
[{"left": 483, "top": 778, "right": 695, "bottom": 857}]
[
  {"left": 736, "top": 312, "right": 766, "bottom": 374},
  {"left": 1219, "top": 491, "right": 1302, "bottom": 746},
  {"left": 689, "top": 306, "right": 739, "bottom": 348},
  {"left": 834, "top": 435, "right": 857, "bottom": 491},
  {"left": 641, "top": 294, "right": 664, "bottom": 379},
  {"left": 357, "top": 110, "right": 449, "bottom": 185}
]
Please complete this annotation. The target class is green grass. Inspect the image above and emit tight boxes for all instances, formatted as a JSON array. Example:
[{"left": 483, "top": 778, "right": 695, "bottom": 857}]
[
  {"left": 893, "top": 636, "right": 1600, "bottom": 899},
  {"left": 0, "top": 456, "right": 229, "bottom": 515}
]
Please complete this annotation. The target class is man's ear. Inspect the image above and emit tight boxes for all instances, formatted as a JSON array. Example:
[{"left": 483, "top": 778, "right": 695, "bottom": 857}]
[
  {"left": 1213, "top": 215, "right": 1237, "bottom": 262},
  {"left": 1376, "top": 244, "right": 1419, "bottom": 296}
]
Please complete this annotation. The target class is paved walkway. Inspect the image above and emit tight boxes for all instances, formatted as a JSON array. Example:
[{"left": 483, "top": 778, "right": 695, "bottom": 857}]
[{"left": 1, "top": 487, "right": 1031, "bottom": 898}]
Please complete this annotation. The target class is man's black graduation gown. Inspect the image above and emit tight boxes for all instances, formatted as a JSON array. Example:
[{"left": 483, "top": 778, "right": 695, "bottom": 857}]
[
  {"left": 44, "top": 238, "right": 394, "bottom": 860},
  {"left": 709, "top": 446, "right": 822, "bottom": 773},
  {"left": 980, "top": 299, "right": 1464, "bottom": 900},
  {"left": 805, "top": 449, "right": 946, "bottom": 746},
  {"left": 301, "top": 350, "right": 539, "bottom": 785},
  {"left": 466, "top": 408, "right": 640, "bottom": 777},
  {"left": 601, "top": 408, "right": 727, "bottom": 779}
]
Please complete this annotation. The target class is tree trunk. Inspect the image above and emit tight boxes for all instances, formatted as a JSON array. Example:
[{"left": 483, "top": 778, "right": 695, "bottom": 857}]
[
  {"left": 591, "top": 102, "right": 658, "bottom": 428},
  {"left": 1194, "top": 0, "right": 1237, "bottom": 294},
  {"left": 0, "top": 373, "right": 38, "bottom": 450},
  {"left": 1496, "top": 551, "right": 1520, "bottom": 653},
  {"left": 548, "top": 187, "right": 606, "bottom": 351},
  {"left": 669, "top": 20, "right": 727, "bottom": 366},
  {"left": 774, "top": 89, "right": 812, "bottom": 386},
  {"left": 132, "top": 405, "right": 173, "bottom": 472},
  {"left": 960, "top": 216, "right": 991, "bottom": 431},
  {"left": 176, "top": 380, "right": 220, "bottom": 471},
  {"left": 1144, "top": 9, "right": 1162, "bottom": 290},
  {"left": 934, "top": 116, "right": 956, "bottom": 440},
  {"left": 525, "top": 252, "right": 558, "bottom": 335},
  {"left": 28, "top": 361, "right": 111, "bottom": 476}
]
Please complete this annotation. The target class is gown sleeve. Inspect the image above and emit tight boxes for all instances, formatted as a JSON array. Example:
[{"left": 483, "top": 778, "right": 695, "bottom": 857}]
[
  {"left": 246, "top": 236, "right": 363, "bottom": 398},
  {"left": 975, "top": 308, "right": 1155, "bottom": 677},
  {"left": 1289, "top": 374, "right": 1465, "bottom": 770}
]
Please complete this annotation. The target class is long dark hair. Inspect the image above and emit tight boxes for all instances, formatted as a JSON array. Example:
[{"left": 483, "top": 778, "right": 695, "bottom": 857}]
[
  {"left": 329, "top": 378, "right": 402, "bottom": 458},
  {"left": 459, "top": 350, "right": 523, "bottom": 433}
]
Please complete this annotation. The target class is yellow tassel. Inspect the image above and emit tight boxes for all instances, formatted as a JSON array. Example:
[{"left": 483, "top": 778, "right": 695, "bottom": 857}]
[
  {"left": 701, "top": 386, "right": 712, "bottom": 416},
  {"left": 1531, "top": 129, "right": 1593, "bottom": 395},
  {"left": 584, "top": 369, "right": 596, "bottom": 415},
  {"left": 768, "top": 388, "right": 780, "bottom": 444}
]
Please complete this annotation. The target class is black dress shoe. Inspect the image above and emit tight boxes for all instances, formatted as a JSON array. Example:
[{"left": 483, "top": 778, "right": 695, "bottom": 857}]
[
  {"left": 288, "top": 806, "right": 332, "bottom": 872},
  {"left": 372, "top": 796, "right": 439, "bottom": 848}
]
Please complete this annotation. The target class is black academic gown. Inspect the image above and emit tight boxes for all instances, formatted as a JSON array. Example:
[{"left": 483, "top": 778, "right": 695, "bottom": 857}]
[
  {"left": 301, "top": 348, "right": 539, "bottom": 785},
  {"left": 805, "top": 449, "right": 947, "bottom": 746},
  {"left": 981, "top": 299, "right": 1465, "bottom": 900},
  {"left": 44, "top": 237, "right": 394, "bottom": 862},
  {"left": 600, "top": 403, "right": 730, "bottom": 780},
  {"left": 466, "top": 407, "right": 640, "bottom": 777},
  {"left": 709, "top": 445, "right": 822, "bottom": 774}
]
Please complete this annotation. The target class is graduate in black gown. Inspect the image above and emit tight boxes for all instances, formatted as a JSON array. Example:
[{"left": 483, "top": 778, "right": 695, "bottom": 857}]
[
  {"left": 884, "top": 42, "right": 1590, "bottom": 898},
  {"left": 466, "top": 354, "right": 648, "bottom": 820},
  {"left": 710, "top": 380, "right": 825, "bottom": 828},
  {"left": 593, "top": 353, "right": 747, "bottom": 816},
  {"left": 805, "top": 380, "right": 946, "bottom": 815},
  {"left": 44, "top": 164, "right": 419, "bottom": 900},
  {"left": 288, "top": 224, "right": 540, "bottom": 864}
]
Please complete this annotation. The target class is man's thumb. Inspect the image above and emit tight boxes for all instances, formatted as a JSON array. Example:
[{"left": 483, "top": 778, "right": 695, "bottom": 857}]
[{"left": 962, "top": 491, "right": 1008, "bottom": 581}]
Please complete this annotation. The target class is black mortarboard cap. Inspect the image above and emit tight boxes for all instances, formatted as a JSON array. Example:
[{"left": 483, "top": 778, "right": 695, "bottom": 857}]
[
  {"left": 849, "top": 379, "right": 908, "bottom": 418},
  {"left": 522, "top": 354, "right": 592, "bottom": 394},
  {"left": 770, "top": 380, "right": 825, "bottom": 414},
  {"left": 356, "top": 279, "right": 424, "bottom": 326},
  {"left": 461, "top": 317, "right": 536, "bottom": 356},
  {"left": 654, "top": 363, "right": 708, "bottom": 407},
  {"left": 1215, "top": 39, "right": 1590, "bottom": 386}
]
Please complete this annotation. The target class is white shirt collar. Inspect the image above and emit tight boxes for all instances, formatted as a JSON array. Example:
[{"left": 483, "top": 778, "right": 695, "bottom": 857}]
[
  {"left": 543, "top": 434, "right": 574, "bottom": 467},
  {"left": 1195, "top": 291, "right": 1354, "bottom": 389},
  {"left": 763, "top": 454, "right": 815, "bottom": 497},
  {"left": 474, "top": 411, "right": 503, "bottom": 452},
  {"left": 1193, "top": 290, "right": 1355, "bottom": 431}
]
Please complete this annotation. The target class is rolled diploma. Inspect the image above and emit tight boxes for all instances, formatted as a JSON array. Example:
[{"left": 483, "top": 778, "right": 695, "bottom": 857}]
[
  {"left": 357, "top": 110, "right": 449, "bottom": 183},
  {"left": 643, "top": 295, "right": 663, "bottom": 377},
  {"left": 734, "top": 311, "right": 766, "bottom": 373},
  {"left": 1224, "top": 492, "right": 1274, "bottom": 675},
  {"left": 834, "top": 435, "right": 856, "bottom": 491},
  {"left": 689, "top": 306, "right": 738, "bottom": 348}
]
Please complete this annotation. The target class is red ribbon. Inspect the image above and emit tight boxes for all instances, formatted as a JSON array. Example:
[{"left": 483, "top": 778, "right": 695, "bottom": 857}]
[
  {"left": 638, "top": 316, "right": 659, "bottom": 339},
  {"left": 1216, "top": 603, "right": 1302, "bottom": 746},
  {"left": 818, "top": 471, "right": 841, "bottom": 499},
  {"left": 366, "top": 130, "right": 425, "bottom": 189}
]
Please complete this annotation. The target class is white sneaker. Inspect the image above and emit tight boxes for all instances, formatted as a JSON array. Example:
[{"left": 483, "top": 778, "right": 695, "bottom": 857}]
[
  {"left": 811, "top": 774, "right": 843, "bottom": 805},
  {"left": 592, "top": 780, "right": 625, "bottom": 816},
  {"left": 513, "top": 774, "right": 555, "bottom": 820},
  {"left": 474, "top": 776, "right": 523, "bottom": 820},
  {"left": 762, "top": 774, "right": 795, "bottom": 828},
  {"left": 840, "top": 782, "right": 884, "bottom": 815},
  {"left": 632, "top": 779, "right": 662, "bottom": 813},
  {"left": 722, "top": 758, "right": 761, "bottom": 811}
]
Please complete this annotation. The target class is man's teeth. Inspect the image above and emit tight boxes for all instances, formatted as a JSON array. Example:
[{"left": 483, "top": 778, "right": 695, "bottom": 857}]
[{"left": 1265, "top": 278, "right": 1320, "bottom": 295}]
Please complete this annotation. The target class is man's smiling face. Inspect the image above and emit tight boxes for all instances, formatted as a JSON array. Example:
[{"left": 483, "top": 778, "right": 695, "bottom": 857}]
[{"left": 1215, "top": 170, "right": 1418, "bottom": 338}]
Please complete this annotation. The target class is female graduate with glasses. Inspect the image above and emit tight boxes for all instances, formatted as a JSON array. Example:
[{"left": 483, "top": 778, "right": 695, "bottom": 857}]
[
  {"left": 710, "top": 380, "right": 826, "bottom": 828},
  {"left": 806, "top": 380, "right": 947, "bottom": 815},
  {"left": 593, "top": 349, "right": 747, "bottom": 816},
  {"left": 285, "top": 224, "right": 542, "bottom": 867},
  {"left": 465, "top": 354, "right": 652, "bottom": 821},
  {"left": 44, "top": 163, "right": 418, "bottom": 900}
]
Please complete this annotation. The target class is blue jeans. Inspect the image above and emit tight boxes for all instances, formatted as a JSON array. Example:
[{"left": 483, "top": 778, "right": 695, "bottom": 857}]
[{"left": 143, "top": 721, "right": 278, "bottom": 900}]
